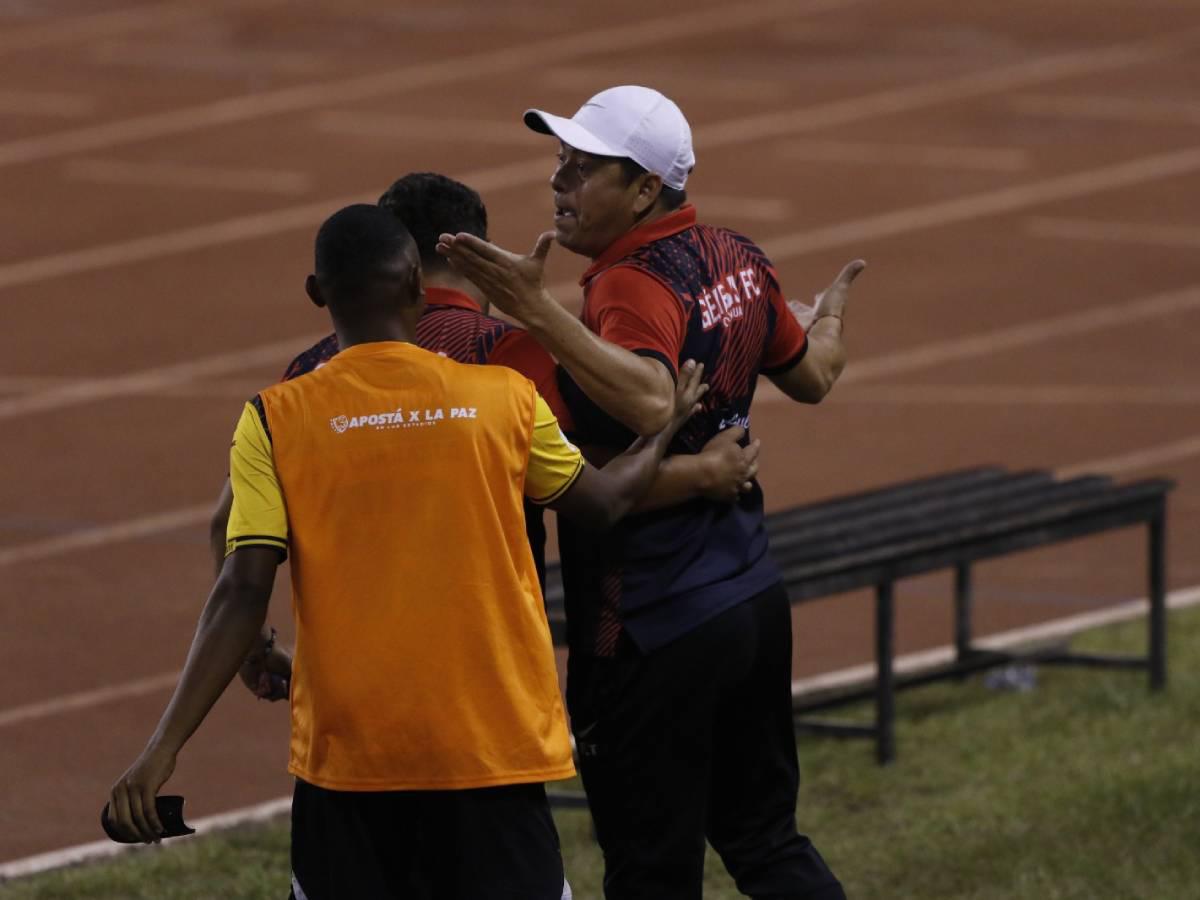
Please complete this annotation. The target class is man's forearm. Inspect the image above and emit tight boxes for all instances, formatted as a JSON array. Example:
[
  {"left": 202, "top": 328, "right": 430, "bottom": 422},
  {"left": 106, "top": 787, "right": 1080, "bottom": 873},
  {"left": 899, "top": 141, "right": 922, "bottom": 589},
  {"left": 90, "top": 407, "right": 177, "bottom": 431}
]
[
  {"left": 521, "top": 294, "right": 673, "bottom": 435},
  {"left": 771, "top": 316, "right": 846, "bottom": 403},
  {"left": 146, "top": 579, "right": 270, "bottom": 755},
  {"left": 591, "top": 432, "right": 674, "bottom": 524},
  {"left": 634, "top": 454, "right": 711, "bottom": 512},
  {"left": 807, "top": 316, "right": 847, "bottom": 391}
]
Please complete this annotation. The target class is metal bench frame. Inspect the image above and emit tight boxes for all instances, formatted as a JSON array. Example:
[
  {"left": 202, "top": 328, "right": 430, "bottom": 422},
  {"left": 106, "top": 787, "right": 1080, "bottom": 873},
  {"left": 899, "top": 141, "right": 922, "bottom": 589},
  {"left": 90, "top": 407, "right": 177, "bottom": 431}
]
[{"left": 544, "top": 466, "right": 1173, "bottom": 773}]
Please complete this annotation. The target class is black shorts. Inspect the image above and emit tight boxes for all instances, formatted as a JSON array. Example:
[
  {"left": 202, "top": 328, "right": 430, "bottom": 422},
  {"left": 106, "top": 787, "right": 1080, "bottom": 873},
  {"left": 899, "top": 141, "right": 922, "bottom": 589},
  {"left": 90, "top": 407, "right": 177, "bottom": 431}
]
[{"left": 289, "top": 778, "right": 565, "bottom": 900}]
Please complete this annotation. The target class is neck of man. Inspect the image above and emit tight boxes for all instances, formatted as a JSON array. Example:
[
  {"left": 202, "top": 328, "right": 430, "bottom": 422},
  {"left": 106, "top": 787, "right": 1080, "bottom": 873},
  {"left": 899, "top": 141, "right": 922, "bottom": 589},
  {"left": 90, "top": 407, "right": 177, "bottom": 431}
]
[
  {"left": 424, "top": 266, "right": 484, "bottom": 309},
  {"left": 592, "top": 202, "right": 673, "bottom": 261},
  {"left": 424, "top": 265, "right": 488, "bottom": 310},
  {"left": 333, "top": 308, "right": 421, "bottom": 350}
]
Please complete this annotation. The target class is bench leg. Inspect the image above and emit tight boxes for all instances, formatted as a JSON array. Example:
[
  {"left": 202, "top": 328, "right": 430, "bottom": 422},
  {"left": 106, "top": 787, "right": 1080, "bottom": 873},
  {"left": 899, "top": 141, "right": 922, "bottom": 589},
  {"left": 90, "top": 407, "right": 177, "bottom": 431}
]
[
  {"left": 1148, "top": 505, "right": 1167, "bottom": 691},
  {"left": 875, "top": 581, "right": 896, "bottom": 765},
  {"left": 954, "top": 563, "right": 973, "bottom": 673}
]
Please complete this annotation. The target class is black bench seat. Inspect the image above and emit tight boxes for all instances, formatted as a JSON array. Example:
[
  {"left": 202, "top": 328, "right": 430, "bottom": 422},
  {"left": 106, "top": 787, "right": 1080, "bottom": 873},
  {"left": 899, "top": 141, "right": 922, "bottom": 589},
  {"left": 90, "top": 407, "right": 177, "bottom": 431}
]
[{"left": 541, "top": 466, "right": 1173, "bottom": 768}]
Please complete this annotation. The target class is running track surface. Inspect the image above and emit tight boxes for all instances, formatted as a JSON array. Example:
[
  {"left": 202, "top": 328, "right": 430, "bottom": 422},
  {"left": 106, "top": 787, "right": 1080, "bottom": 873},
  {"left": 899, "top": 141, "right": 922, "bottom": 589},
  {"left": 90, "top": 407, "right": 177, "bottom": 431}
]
[{"left": 2, "top": 0, "right": 1198, "bottom": 864}]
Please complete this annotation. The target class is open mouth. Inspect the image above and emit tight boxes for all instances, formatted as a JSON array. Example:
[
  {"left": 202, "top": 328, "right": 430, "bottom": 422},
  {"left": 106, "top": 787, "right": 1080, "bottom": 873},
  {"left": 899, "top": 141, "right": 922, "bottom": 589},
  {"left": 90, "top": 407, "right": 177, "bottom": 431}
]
[{"left": 554, "top": 206, "right": 576, "bottom": 223}]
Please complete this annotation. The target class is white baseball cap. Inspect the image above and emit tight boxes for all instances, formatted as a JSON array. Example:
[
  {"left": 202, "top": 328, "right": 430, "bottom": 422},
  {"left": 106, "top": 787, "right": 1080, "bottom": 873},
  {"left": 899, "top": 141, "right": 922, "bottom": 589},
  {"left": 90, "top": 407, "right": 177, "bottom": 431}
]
[{"left": 524, "top": 85, "right": 695, "bottom": 190}]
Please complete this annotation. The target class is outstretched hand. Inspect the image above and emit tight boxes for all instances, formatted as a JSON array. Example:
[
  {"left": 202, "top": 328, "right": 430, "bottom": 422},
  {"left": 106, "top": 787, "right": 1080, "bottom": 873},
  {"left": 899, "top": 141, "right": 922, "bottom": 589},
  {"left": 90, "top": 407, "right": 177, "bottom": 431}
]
[
  {"left": 436, "top": 230, "right": 556, "bottom": 324},
  {"left": 812, "top": 259, "right": 866, "bottom": 322},
  {"left": 788, "top": 259, "right": 866, "bottom": 329}
]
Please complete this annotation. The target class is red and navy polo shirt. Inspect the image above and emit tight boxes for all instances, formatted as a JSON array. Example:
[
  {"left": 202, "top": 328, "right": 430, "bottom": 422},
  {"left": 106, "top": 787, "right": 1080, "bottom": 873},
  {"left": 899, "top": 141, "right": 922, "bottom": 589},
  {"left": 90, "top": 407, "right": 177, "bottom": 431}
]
[{"left": 558, "top": 205, "right": 809, "bottom": 655}]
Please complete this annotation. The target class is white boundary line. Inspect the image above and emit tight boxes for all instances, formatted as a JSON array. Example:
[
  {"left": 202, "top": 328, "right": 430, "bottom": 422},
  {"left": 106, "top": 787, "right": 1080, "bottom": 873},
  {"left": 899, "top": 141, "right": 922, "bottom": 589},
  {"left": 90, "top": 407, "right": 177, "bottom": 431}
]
[
  {"left": 1010, "top": 93, "right": 1200, "bottom": 127},
  {"left": 4, "top": 143, "right": 1200, "bottom": 419},
  {"left": 0, "top": 0, "right": 287, "bottom": 57},
  {"left": 0, "top": 89, "right": 96, "bottom": 118},
  {"left": 4, "top": 283, "right": 1199, "bottom": 568},
  {"left": 775, "top": 139, "right": 1032, "bottom": 172},
  {"left": 65, "top": 159, "right": 314, "bottom": 196},
  {"left": 312, "top": 111, "right": 544, "bottom": 146},
  {"left": 790, "top": 586, "right": 1200, "bottom": 702},
  {"left": 0, "top": 27, "right": 1191, "bottom": 296},
  {"left": 0, "top": 0, "right": 851, "bottom": 169},
  {"left": 1026, "top": 216, "right": 1200, "bottom": 249},
  {"left": 820, "top": 384, "right": 1200, "bottom": 406},
  {"left": 0, "top": 504, "right": 214, "bottom": 568},
  {"left": 1057, "top": 435, "right": 1200, "bottom": 479},
  {"left": 0, "top": 796, "right": 292, "bottom": 881},
  {"left": 0, "top": 671, "right": 180, "bottom": 729},
  {"left": 3, "top": 585, "right": 1196, "bottom": 881},
  {"left": 0, "top": 19, "right": 1193, "bottom": 295}
]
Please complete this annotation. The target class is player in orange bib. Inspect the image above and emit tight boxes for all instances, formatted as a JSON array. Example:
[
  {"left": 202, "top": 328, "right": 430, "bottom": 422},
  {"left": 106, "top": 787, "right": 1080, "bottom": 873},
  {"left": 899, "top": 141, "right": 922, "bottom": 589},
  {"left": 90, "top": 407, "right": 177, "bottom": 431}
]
[{"left": 106, "top": 204, "right": 707, "bottom": 900}]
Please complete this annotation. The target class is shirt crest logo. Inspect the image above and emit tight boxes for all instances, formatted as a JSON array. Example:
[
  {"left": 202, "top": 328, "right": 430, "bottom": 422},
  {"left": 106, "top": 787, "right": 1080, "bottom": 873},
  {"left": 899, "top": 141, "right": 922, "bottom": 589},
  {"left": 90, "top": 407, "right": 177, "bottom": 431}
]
[{"left": 330, "top": 415, "right": 350, "bottom": 434}]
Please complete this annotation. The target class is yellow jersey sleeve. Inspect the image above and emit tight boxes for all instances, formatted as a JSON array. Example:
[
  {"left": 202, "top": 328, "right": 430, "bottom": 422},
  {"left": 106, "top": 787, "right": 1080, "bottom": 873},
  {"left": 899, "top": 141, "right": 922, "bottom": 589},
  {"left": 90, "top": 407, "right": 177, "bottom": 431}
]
[
  {"left": 226, "top": 399, "right": 289, "bottom": 558},
  {"left": 524, "top": 393, "right": 585, "bottom": 505}
]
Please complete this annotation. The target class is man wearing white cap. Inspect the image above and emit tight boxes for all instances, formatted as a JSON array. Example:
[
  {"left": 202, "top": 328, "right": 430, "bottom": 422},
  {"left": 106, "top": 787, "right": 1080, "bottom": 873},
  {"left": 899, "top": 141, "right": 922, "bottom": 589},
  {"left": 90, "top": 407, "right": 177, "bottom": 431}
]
[{"left": 439, "top": 85, "right": 858, "bottom": 899}]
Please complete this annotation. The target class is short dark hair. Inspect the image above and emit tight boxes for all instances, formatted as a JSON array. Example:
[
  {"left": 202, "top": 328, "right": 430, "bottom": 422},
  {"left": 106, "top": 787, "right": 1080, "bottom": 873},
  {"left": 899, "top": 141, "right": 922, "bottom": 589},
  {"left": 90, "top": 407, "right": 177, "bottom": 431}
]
[
  {"left": 618, "top": 157, "right": 687, "bottom": 211},
  {"left": 377, "top": 172, "right": 488, "bottom": 269},
  {"left": 314, "top": 204, "right": 417, "bottom": 301}
]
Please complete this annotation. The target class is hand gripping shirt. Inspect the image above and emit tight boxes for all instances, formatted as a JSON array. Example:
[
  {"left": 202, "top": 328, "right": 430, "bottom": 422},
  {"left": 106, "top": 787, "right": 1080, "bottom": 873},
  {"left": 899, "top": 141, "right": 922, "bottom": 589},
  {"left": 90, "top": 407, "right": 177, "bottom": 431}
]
[
  {"left": 557, "top": 205, "right": 809, "bottom": 655},
  {"left": 226, "top": 341, "right": 582, "bottom": 791}
]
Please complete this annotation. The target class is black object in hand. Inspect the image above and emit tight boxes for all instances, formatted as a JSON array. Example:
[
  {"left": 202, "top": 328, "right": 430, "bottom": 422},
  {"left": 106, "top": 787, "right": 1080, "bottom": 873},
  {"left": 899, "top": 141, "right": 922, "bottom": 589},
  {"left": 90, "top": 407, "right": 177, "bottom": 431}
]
[{"left": 101, "top": 795, "right": 196, "bottom": 843}]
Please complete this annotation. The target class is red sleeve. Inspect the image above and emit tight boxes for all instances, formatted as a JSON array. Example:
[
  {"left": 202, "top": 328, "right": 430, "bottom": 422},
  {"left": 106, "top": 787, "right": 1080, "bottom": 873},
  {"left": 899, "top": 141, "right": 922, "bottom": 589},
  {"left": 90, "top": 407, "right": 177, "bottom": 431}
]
[
  {"left": 585, "top": 266, "right": 686, "bottom": 379},
  {"left": 761, "top": 284, "right": 809, "bottom": 375},
  {"left": 487, "top": 329, "right": 573, "bottom": 428}
]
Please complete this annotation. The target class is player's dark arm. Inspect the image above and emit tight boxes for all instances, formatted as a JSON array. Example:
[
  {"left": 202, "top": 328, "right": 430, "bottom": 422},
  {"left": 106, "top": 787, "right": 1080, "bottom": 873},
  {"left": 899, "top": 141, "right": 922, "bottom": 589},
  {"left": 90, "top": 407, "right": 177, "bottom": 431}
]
[
  {"left": 107, "top": 548, "right": 279, "bottom": 844},
  {"left": 635, "top": 426, "right": 760, "bottom": 512},
  {"left": 549, "top": 361, "right": 707, "bottom": 530},
  {"left": 209, "top": 479, "right": 233, "bottom": 577},
  {"left": 769, "top": 260, "right": 864, "bottom": 404},
  {"left": 438, "top": 231, "right": 675, "bottom": 435}
]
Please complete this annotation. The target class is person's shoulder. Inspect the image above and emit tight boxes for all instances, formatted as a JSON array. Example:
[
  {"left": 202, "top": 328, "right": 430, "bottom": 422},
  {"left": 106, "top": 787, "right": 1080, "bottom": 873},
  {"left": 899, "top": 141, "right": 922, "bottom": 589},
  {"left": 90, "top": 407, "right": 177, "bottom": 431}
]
[
  {"left": 696, "top": 221, "right": 765, "bottom": 252},
  {"left": 281, "top": 333, "right": 339, "bottom": 382}
]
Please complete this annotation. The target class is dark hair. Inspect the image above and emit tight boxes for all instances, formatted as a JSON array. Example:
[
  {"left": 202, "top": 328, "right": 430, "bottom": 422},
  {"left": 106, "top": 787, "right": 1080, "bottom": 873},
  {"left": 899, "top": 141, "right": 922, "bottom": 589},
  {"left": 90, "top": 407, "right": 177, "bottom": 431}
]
[
  {"left": 618, "top": 157, "right": 687, "bottom": 211},
  {"left": 378, "top": 172, "right": 488, "bottom": 269},
  {"left": 314, "top": 204, "right": 416, "bottom": 300}
]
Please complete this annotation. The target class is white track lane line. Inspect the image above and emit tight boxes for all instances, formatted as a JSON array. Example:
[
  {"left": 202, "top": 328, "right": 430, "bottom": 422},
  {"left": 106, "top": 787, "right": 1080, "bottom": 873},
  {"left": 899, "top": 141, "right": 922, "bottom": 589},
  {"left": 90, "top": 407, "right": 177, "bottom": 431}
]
[
  {"left": 3, "top": 585, "right": 1196, "bottom": 880},
  {"left": 1011, "top": 93, "right": 1200, "bottom": 127},
  {"left": 0, "top": 0, "right": 855, "bottom": 169},
  {"left": 65, "top": 159, "right": 313, "bottom": 195},
  {"left": 0, "top": 672, "right": 181, "bottom": 729},
  {"left": 0, "top": 333, "right": 327, "bottom": 421},
  {"left": 1057, "top": 435, "right": 1200, "bottom": 479},
  {"left": 7, "top": 139, "right": 1200, "bottom": 415},
  {"left": 760, "top": 146, "right": 1200, "bottom": 260},
  {"left": 311, "top": 112, "right": 544, "bottom": 146},
  {"left": 4, "top": 282, "right": 1199, "bottom": 568},
  {"left": 775, "top": 138, "right": 1032, "bottom": 172},
  {"left": 0, "top": 89, "right": 96, "bottom": 118},
  {"left": 0, "top": 504, "right": 214, "bottom": 568},
  {"left": 0, "top": 25, "right": 1193, "bottom": 293},
  {"left": 0, "top": 0, "right": 289, "bottom": 57},
  {"left": 1027, "top": 216, "right": 1200, "bottom": 249},
  {"left": 0, "top": 796, "right": 292, "bottom": 880},
  {"left": 790, "top": 585, "right": 1200, "bottom": 699},
  {"left": 820, "top": 384, "right": 1200, "bottom": 406}
]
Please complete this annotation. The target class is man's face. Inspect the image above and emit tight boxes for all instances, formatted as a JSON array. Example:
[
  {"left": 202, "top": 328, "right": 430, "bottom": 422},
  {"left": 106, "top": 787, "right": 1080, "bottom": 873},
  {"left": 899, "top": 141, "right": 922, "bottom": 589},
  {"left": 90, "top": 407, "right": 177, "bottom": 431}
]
[{"left": 550, "top": 143, "right": 646, "bottom": 258}]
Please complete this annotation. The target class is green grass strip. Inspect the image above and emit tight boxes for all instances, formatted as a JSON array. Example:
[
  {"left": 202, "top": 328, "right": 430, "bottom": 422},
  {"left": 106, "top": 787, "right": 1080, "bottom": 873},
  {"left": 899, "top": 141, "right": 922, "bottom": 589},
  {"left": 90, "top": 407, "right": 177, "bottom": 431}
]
[{"left": 8, "top": 607, "right": 1198, "bottom": 899}]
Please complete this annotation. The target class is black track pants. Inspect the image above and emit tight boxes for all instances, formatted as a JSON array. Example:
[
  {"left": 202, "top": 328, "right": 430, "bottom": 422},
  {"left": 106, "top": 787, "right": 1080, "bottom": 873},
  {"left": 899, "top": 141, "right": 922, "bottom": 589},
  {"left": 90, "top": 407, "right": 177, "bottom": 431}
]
[{"left": 567, "top": 582, "right": 845, "bottom": 900}]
